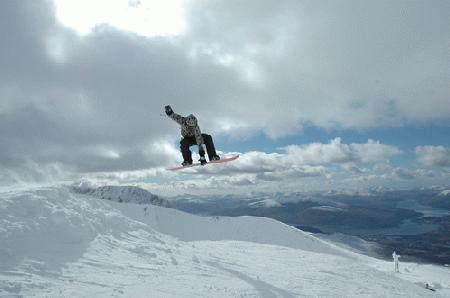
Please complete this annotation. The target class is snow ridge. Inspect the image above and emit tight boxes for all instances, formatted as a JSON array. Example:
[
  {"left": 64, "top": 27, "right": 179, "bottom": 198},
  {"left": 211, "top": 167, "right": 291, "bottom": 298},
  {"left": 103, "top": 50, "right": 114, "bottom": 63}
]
[{"left": 71, "top": 185, "right": 171, "bottom": 207}]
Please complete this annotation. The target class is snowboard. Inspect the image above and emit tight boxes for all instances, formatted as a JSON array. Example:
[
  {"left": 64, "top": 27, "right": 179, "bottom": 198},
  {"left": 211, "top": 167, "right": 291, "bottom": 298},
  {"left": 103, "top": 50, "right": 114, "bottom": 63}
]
[{"left": 167, "top": 154, "right": 239, "bottom": 171}]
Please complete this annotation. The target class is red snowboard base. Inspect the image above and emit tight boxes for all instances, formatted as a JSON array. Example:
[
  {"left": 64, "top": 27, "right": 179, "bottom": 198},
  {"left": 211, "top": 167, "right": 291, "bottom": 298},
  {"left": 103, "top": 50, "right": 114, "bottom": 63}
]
[{"left": 167, "top": 154, "right": 239, "bottom": 171}]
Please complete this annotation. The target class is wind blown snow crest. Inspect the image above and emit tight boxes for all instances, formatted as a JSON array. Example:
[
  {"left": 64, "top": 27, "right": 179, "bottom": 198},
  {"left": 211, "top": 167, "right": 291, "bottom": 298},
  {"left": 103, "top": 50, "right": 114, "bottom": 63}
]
[{"left": 71, "top": 184, "right": 171, "bottom": 207}]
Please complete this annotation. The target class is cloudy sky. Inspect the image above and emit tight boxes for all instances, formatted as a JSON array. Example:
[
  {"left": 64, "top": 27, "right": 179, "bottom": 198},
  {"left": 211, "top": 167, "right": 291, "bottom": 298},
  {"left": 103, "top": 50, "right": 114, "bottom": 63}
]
[{"left": 1, "top": 0, "right": 449, "bottom": 195}]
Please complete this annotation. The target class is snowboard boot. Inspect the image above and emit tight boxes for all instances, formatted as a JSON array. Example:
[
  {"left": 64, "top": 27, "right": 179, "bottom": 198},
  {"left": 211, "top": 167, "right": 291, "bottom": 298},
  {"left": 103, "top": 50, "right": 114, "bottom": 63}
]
[{"left": 181, "top": 160, "right": 193, "bottom": 167}]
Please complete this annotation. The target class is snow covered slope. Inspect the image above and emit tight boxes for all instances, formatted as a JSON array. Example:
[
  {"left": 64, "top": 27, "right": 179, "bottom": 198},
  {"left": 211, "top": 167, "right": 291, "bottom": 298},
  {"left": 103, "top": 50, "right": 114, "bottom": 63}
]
[
  {"left": 1, "top": 186, "right": 449, "bottom": 297},
  {"left": 114, "top": 198, "right": 343, "bottom": 257},
  {"left": 71, "top": 185, "right": 171, "bottom": 207}
]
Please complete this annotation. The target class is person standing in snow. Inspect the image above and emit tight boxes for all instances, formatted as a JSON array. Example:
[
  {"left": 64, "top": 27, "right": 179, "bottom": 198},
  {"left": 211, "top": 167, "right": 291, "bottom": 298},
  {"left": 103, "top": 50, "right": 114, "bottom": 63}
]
[
  {"left": 392, "top": 251, "right": 401, "bottom": 273},
  {"left": 425, "top": 283, "right": 436, "bottom": 291},
  {"left": 165, "top": 105, "right": 220, "bottom": 166}
]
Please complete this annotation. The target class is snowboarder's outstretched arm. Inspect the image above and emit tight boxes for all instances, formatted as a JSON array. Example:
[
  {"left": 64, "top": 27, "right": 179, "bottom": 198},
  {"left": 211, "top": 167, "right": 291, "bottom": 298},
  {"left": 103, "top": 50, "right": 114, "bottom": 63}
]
[
  {"left": 165, "top": 105, "right": 204, "bottom": 145},
  {"left": 165, "top": 105, "right": 184, "bottom": 126}
]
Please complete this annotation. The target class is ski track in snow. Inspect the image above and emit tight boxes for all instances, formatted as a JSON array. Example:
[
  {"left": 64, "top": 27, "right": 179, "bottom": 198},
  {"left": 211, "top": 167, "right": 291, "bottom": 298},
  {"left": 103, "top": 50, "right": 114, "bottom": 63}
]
[{"left": 1, "top": 186, "right": 449, "bottom": 297}]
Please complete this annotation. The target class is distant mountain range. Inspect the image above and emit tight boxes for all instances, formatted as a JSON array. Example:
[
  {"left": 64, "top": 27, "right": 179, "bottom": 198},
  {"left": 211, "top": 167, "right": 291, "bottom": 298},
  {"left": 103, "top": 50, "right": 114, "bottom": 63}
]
[
  {"left": 170, "top": 190, "right": 424, "bottom": 230},
  {"left": 169, "top": 187, "right": 450, "bottom": 264},
  {"left": 419, "top": 189, "right": 450, "bottom": 210},
  {"left": 69, "top": 184, "right": 450, "bottom": 264}
]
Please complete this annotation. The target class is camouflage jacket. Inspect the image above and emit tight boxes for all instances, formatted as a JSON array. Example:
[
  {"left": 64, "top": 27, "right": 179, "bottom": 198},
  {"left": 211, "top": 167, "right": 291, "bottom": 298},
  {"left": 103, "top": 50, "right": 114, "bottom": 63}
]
[{"left": 168, "top": 112, "right": 204, "bottom": 145}]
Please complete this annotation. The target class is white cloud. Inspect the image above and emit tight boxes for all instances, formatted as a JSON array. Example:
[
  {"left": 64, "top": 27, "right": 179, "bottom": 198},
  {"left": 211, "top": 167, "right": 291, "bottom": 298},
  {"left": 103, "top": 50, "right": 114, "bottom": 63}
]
[
  {"left": 1, "top": 1, "right": 449, "bottom": 188},
  {"left": 283, "top": 138, "right": 400, "bottom": 165},
  {"left": 391, "top": 168, "right": 415, "bottom": 180},
  {"left": 341, "top": 164, "right": 364, "bottom": 174},
  {"left": 54, "top": 0, "right": 186, "bottom": 37},
  {"left": 256, "top": 166, "right": 329, "bottom": 182},
  {"left": 136, "top": 138, "right": 398, "bottom": 192},
  {"left": 413, "top": 169, "right": 435, "bottom": 178},
  {"left": 184, "top": 0, "right": 450, "bottom": 134},
  {"left": 212, "top": 175, "right": 256, "bottom": 187},
  {"left": 187, "top": 138, "right": 397, "bottom": 178},
  {"left": 416, "top": 145, "right": 450, "bottom": 167}
]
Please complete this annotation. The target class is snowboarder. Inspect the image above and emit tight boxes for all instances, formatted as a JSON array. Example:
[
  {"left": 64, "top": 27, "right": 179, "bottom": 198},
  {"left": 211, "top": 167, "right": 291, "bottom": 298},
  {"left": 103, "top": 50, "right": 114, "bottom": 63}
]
[
  {"left": 165, "top": 105, "right": 220, "bottom": 166},
  {"left": 425, "top": 283, "right": 436, "bottom": 291},
  {"left": 392, "top": 251, "right": 401, "bottom": 273}
]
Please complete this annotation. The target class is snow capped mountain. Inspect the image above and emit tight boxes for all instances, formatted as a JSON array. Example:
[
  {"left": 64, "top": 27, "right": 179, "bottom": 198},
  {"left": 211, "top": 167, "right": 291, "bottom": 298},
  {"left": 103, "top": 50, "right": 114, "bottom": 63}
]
[
  {"left": 71, "top": 185, "right": 171, "bottom": 207},
  {"left": 248, "top": 199, "right": 283, "bottom": 208},
  {"left": 311, "top": 205, "right": 344, "bottom": 212},
  {"left": 439, "top": 189, "right": 450, "bottom": 196},
  {"left": 1, "top": 186, "right": 449, "bottom": 297}
]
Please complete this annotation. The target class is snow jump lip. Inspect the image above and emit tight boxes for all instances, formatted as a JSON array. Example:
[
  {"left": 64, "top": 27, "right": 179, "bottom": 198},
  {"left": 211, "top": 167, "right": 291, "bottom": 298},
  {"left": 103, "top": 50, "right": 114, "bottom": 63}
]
[{"left": 167, "top": 154, "right": 239, "bottom": 171}]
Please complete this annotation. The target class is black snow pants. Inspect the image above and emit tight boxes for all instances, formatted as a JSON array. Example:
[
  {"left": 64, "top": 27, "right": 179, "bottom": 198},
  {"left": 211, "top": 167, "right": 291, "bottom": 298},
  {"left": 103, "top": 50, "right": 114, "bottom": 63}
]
[{"left": 180, "top": 134, "right": 218, "bottom": 162}]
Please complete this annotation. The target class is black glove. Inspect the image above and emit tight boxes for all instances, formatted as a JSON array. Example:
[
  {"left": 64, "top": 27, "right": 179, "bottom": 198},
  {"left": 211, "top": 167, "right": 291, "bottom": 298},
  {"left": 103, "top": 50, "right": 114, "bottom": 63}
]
[
  {"left": 165, "top": 105, "right": 173, "bottom": 116},
  {"left": 199, "top": 156, "right": 207, "bottom": 166}
]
